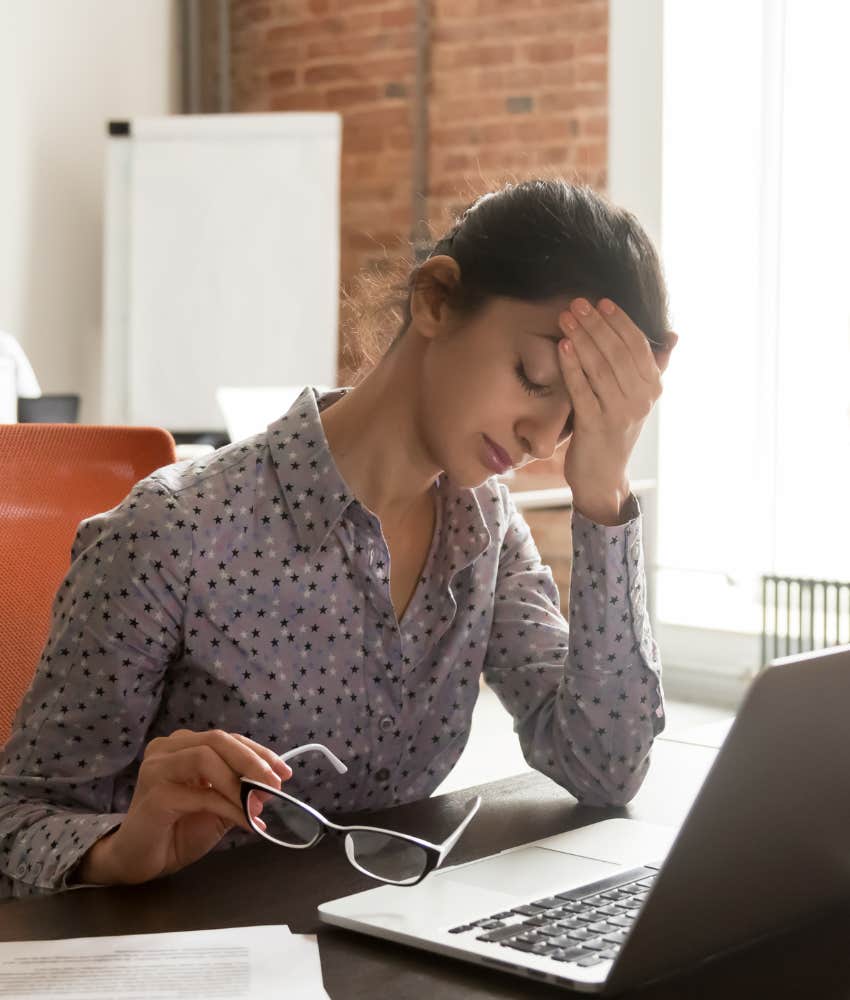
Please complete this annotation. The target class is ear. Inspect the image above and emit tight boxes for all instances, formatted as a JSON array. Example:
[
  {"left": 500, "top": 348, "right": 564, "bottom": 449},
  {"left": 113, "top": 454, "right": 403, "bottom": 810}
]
[{"left": 410, "top": 255, "right": 461, "bottom": 340}]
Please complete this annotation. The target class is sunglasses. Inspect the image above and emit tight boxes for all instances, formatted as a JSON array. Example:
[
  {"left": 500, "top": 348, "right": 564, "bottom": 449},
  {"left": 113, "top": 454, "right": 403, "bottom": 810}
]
[{"left": 240, "top": 743, "right": 481, "bottom": 886}]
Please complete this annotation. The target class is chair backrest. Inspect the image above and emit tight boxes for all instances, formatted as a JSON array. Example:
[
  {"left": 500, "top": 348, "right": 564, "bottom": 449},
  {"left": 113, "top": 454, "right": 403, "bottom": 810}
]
[{"left": 0, "top": 424, "right": 177, "bottom": 747}]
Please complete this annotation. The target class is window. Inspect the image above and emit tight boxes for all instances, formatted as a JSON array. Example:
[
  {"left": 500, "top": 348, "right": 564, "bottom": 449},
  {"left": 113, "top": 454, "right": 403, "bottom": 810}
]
[{"left": 657, "top": 0, "right": 850, "bottom": 655}]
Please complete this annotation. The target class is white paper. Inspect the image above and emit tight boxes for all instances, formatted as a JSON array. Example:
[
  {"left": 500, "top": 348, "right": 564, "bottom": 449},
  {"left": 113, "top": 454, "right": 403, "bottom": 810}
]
[{"left": 0, "top": 924, "right": 328, "bottom": 999}]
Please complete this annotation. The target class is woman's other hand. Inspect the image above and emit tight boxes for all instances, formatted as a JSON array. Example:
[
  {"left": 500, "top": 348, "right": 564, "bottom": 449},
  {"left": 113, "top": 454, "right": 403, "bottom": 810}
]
[{"left": 76, "top": 729, "right": 292, "bottom": 885}]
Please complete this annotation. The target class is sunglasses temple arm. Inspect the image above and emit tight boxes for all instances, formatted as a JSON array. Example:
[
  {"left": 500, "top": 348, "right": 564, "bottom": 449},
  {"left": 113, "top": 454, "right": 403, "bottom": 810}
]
[
  {"left": 279, "top": 742, "right": 349, "bottom": 774},
  {"left": 437, "top": 796, "right": 482, "bottom": 864}
]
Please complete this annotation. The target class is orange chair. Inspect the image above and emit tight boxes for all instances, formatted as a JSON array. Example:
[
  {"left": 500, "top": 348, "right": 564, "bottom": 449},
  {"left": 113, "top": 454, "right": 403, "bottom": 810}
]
[{"left": 0, "top": 424, "right": 177, "bottom": 747}]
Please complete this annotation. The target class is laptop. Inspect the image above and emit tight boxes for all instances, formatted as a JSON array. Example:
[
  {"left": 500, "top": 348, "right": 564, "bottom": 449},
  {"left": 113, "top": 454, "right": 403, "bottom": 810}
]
[{"left": 319, "top": 645, "right": 850, "bottom": 993}]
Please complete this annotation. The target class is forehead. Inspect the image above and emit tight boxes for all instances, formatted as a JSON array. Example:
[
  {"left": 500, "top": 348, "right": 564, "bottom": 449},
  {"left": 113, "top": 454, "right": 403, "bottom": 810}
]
[{"left": 477, "top": 295, "right": 572, "bottom": 342}]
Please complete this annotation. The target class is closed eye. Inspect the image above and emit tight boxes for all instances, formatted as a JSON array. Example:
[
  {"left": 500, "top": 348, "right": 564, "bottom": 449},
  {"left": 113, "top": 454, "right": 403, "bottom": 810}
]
[{"left": 515, "top": 359, "right": 549, "bottom": 397}]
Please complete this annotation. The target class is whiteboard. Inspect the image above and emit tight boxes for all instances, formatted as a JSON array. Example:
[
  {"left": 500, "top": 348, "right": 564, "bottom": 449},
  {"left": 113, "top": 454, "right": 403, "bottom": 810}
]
[{"left": 101, "top": 113, "right": 341, "bottom": 431}]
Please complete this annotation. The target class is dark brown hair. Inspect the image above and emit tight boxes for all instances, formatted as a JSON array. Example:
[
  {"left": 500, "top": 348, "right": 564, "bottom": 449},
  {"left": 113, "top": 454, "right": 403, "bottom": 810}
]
[{"left": 340, "top": 177, "right": 671, "bottom": 385}]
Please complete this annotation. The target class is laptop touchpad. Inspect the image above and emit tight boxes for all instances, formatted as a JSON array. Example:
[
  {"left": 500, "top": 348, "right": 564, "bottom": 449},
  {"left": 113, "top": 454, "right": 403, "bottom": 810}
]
[{"left": 442, "top": 847, "right": 618, "bottom": 898}]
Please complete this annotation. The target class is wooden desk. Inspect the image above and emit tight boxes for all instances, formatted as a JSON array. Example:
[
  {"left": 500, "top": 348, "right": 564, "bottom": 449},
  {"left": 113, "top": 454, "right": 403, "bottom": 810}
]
[{"left": 1, "top": 737, "right": 847, "bottom": 998}]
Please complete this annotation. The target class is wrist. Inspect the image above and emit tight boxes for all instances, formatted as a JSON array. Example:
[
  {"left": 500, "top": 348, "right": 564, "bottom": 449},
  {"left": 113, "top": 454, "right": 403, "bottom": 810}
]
[
  {"left": 571, "top": 480, "right": 632, "bottom": 526},
  {"left": 75, "top": 828, "right": 123, "bottom": 886}
]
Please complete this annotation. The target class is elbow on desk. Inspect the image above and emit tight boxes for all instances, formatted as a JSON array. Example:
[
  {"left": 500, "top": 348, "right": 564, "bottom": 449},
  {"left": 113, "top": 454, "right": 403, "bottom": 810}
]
[{"left": 568, "top": 753, "right": 653, "bottom": 809}]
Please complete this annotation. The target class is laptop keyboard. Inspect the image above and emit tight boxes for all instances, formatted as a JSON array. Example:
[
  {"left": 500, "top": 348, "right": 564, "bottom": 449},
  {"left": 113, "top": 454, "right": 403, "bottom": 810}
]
[{"left": 447, "top": 865, "right": 658, "bottom": 969}]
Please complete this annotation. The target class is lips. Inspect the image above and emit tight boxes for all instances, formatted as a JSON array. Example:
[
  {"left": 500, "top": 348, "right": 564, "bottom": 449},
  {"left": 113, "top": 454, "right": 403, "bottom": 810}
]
[{"left": 482, "top": 434, "right": 514, "bottom": 474}]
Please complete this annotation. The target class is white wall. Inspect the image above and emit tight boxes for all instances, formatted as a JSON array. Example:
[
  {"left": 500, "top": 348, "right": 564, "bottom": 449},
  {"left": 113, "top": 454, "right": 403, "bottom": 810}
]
[
  {"left": 608, "top": 0, "right": 664, "bottom": 484},
  {"left": 0, "top": 0, "right": 179, "bottom": 423}
]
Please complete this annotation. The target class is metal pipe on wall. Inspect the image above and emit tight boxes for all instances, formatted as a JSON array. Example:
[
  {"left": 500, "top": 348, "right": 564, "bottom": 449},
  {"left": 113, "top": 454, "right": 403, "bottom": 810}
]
[
  {"left": 182, "top": 0, "right": 202, "bottom": 114},
  {"left": 217, "top": 0, "right": 231, "bottom": 113},
  {"left": 411, "top": 0, "right": 431, "bottom": 262},
  {"left": 181, "top": 0, "right": 230, "bottom": 114}
]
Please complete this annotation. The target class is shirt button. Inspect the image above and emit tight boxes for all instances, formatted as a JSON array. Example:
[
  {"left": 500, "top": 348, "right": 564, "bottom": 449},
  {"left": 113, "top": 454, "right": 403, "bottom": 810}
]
[
  {"left": 375, "top": 767, "right": 390, "bottom": 783},
  {"left": 379, "top": 715, "right": 394, "bottom": 732}
]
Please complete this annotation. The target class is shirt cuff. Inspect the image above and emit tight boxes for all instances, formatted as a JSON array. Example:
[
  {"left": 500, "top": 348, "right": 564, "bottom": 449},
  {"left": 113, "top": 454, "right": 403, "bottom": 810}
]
[{"left": 6, "top": 813, "right": 126, "bottom": 895}]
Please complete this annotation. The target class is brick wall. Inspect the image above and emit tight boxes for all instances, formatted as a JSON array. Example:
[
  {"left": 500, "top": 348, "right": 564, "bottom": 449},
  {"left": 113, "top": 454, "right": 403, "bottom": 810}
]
[{"left": 225, "top": 0, "right": 608, "bottom": 480}]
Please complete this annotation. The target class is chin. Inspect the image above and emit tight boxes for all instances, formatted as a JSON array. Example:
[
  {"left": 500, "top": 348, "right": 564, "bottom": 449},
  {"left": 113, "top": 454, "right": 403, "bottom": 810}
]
[{"left": 441, "top": 458, "right": 499, "bottom": 490}]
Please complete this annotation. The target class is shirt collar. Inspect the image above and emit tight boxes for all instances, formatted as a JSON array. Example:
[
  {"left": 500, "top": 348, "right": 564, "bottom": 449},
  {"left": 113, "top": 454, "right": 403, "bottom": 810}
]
[
  {"left": 266, "top": 385, "right": 354, "bottom": 556},
  {"left": 266, "top": 384, "right": 493, "bottom": 568}
]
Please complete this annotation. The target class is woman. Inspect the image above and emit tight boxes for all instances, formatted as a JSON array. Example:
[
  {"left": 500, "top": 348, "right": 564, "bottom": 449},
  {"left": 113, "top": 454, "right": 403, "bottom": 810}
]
[{"left": 0, "top": 179, "right": 676, "bottom": 898}]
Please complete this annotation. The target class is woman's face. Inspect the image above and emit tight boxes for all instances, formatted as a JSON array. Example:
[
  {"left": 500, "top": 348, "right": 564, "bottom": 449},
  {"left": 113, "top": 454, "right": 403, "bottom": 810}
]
[{"left": 417, "top": 291, "right": 577, "bottom": 489}]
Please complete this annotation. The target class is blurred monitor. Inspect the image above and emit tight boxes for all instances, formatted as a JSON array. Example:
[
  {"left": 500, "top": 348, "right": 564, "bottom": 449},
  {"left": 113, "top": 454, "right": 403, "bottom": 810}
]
[
  {"left": 216, "top": 385, "right": 331, "bottom": 445},
  {"left": 17, "top": 394, "right": 80, "bottom": 423}
]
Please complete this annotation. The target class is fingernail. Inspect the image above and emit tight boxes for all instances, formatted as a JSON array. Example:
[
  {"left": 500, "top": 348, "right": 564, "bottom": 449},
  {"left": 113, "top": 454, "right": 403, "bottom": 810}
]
[
  {"left": 560, "top": 338, "right": 573, "bottom": 354},
  {"left": 600, "top": 299, "right": 615, "bottom": 315},
  {"left": 561, "top": 313, "right": 578, "bottom": 331},
  {"left": 573, "top": 298, "right": 591, "bottom": 316}
]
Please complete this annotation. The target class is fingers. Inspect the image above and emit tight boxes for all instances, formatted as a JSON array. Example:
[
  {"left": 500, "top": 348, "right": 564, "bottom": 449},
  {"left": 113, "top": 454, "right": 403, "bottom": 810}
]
[
  {"left": 148, "top": 728, "right": 287, "bottom": 786},
  {"left": 596, "top": 299, "right": 664, "bottom": 384},
  {"left": 229, "top": 732, "right": 292, "bottom": 782},
  {"left": 562, "top": 299, "right": 642, "bottom": 402},
  {"left": 561, "top": 300, "right": 678, "bottom": 416},
  {"left": 558, "top": 337, "right": 601, "bottom": 420},
  {"left": 144, "top": 744, "right": 245, "bottom": 805},
  {"left": 141, "top": 729, "right": 288, "bottom": 834},
  {"left": 151, "top": 780, "right": 251, "bottom": 834}
]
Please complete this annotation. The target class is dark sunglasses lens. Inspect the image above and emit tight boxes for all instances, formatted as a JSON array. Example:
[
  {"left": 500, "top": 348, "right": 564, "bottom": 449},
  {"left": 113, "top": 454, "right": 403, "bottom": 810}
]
[
  {"left": 345, "top": 831, "right": 429, "bottom": 883},
  {"left": 247, "top": 789, "right": 321, "bottom": 846}
]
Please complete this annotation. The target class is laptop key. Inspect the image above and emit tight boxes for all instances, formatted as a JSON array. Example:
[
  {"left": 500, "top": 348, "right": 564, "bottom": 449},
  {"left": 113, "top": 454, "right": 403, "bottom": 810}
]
[
  {"left": 599, "top": 949, "right": 619, "bottom": 960},
  {"left": 550, "top": 946, "right": 591, "bottom": 963},
  {"left": 530, "top": 942, "right": 562, "bottom": 956},
  {"left": 476, "top": 925, "right": 525, "bottom": 943},
  {"left": 604, "top": 931, "right": 628, "bottom": 945},
  {"left": 511, "top": 903, "right": 550, "bottom": 916},
  {"left": 554, "top": 918, "right": 584, "bottom": 931},
  {"left": 581, "top": 938, "right": 607, "bottom": 951},
  {"left": 566, "top": 928, "right": 598, "bottom": 941},
  {"left": 532, "top": 896, "right": 566, "bottom": 909},
  {"left": 554, "top": 900, "right": 585, "bottom": 913},
  {"left": 577, "top": 954, "right": 606, "bottom": 967},
  {"left": 536, "top": 926, "right": 568, "bottom": 938},
  {"left": 503, "top": 939, "right": 543, "bottom": 953}
]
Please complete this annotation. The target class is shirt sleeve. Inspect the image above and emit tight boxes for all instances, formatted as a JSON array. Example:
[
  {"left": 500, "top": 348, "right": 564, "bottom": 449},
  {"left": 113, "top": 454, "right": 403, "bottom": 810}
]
[
  {"left": 0, "top": 476, "right": 191, "bottom": 898},
  {"left": 482, "top": 487, "right": 665, "bottom": 807}
]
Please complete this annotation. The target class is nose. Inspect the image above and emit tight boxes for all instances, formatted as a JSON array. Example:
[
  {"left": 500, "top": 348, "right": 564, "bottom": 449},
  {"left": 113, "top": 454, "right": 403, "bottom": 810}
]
[{"left": 518, "top": 405, "right": 572, "bottom": 463}]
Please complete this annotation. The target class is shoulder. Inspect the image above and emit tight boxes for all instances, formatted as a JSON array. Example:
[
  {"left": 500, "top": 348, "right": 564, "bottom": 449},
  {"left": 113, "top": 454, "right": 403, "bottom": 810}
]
[{"left": 76, "top": 433, "right": 271, "bottom": 541}]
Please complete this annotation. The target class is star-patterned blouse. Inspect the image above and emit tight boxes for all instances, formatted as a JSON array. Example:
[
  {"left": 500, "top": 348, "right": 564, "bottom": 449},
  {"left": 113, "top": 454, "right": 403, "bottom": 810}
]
[{"left": 0, "top": 385, "right": 665, "bottom": 900}]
